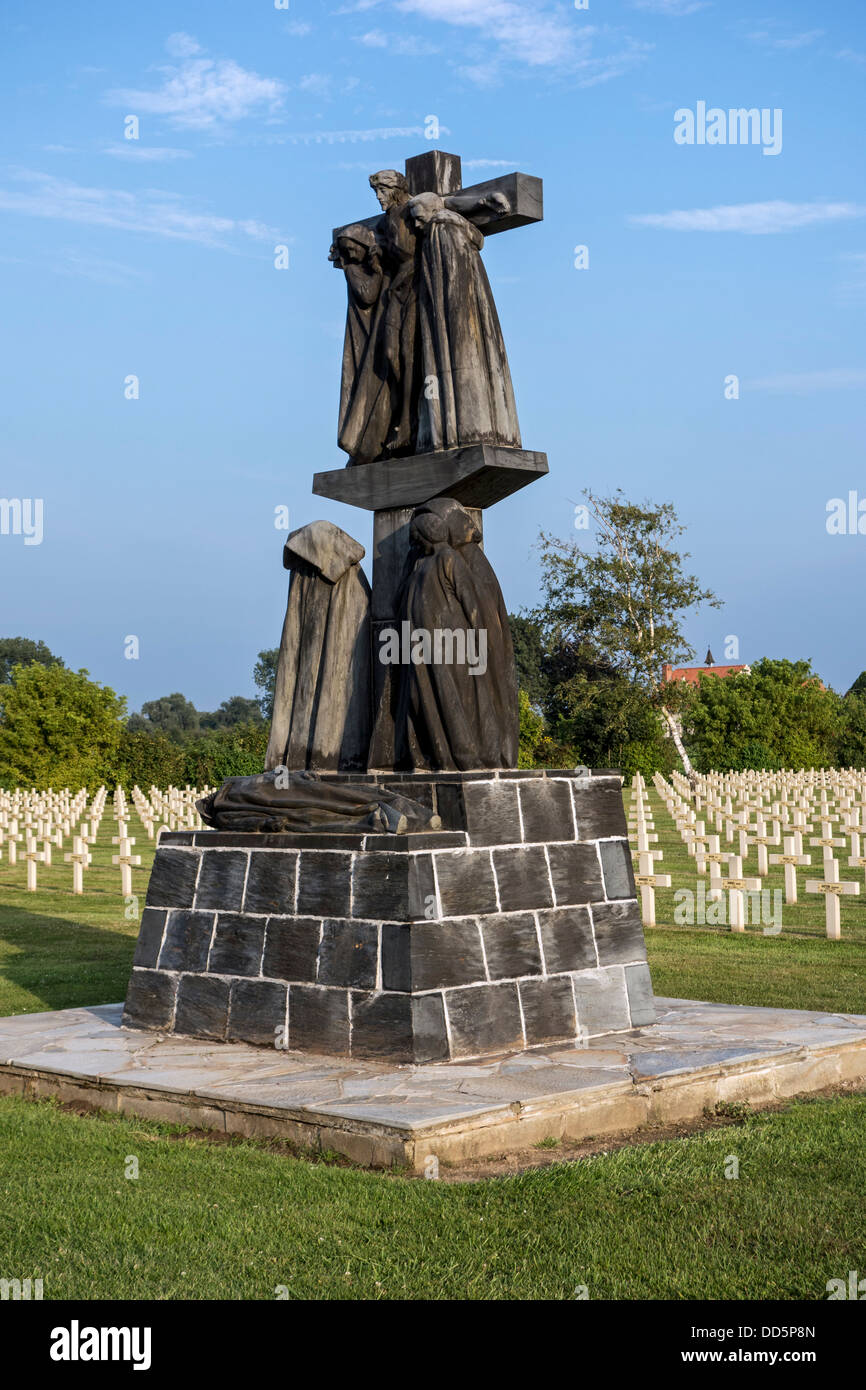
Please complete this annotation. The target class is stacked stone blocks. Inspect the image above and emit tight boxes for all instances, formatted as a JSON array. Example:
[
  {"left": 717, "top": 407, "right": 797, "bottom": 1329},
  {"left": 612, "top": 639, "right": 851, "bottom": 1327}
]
[{"left": 124, "top": 771, "right": 654, "bottom": 1061}]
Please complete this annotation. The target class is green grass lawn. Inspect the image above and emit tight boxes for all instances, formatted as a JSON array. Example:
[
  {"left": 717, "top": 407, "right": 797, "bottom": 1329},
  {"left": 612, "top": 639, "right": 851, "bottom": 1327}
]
[
  {"left": 0, "top": 1091, "right": 864, "bottom": 1300},
  {"left": 0, "top": 806, "right": 153, "bottom": 1017},
  {"left": 0, "top": 796, "right": 864, "bottom": 1300}
]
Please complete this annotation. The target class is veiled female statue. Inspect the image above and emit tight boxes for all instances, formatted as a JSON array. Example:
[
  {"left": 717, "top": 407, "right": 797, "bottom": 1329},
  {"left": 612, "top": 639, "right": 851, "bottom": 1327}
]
[
  {"left": 369, "top": 497, "right": 519, "bottom": 771},
  {"left": 333, "top": 170, "right": 421, "bottom": 467},
  {"left": 408, "top": 192, "right": 521, "bottom": 453}
]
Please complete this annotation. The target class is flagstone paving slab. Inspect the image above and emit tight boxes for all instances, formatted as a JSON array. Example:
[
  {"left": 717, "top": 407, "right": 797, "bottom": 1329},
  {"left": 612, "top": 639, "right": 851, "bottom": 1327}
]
[{"left": 0, "top": 998, "right": 864, "bottom": 1168}]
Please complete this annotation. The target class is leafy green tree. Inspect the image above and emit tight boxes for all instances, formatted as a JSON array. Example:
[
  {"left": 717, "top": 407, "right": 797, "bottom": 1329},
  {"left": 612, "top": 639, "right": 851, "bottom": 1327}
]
[
  {"left": 0, "top": 663, "right": 125, "bottom": 790},
  {"left": 199, "top": 696, "right": 264, "bottom": 730},
  {"left": 687, "top": 659, "right": 844, "bottom": 771},
  {"left": 0, "top": 637, "right": 63, "bottom": 685},
  {"left": 533, "top": 492, "right": 719, "bottom": 777},
  {"left": 253, "top": 649, "right": 279, "bottom": 719},
  {"left": 834, "top": 691, "right": 866, "bottom": 767},
  {"left": 846, "top": 671, "right": 866, "bottom": 699},
  {"left": 128, "top": 692, "right": 201, "bottom": 742},
  {"left": 114, "top": 728, "right": 187, "bottom": 790},
  {"left": 509, "top": 616, "right": 548, "bottom": 709},
  {"left": 182, "top": 723, "right": 270, "bottom": 784}
]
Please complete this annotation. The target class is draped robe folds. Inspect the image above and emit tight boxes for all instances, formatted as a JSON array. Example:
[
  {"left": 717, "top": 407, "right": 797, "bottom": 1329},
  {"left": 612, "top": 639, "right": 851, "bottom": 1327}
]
[
  {"left": 265, "top": 522, "right": 372, "bottom": 773},
  {"left": 197, "top": 770, "right": 440, "bottom": 834},
  {"left": 337, "top": 258, "right": 382, "bottom": 451},
  {"left": 373, "top": 499, "right": 519, "bottom": 772},
  {"left": 415, "top": 209, "right": 521, "bottom": 454},
  {"left": 338, "top": 202, "right": 421, "bottom": 466}
]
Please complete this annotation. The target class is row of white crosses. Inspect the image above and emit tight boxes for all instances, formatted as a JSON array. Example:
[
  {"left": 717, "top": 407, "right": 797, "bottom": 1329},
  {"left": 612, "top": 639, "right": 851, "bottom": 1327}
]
[
  {"left": 137, "top": 785, "right": 208, "bottom": 836},
  {"left": 629, "top": 773, "right": 671, "bottom": 926},
  {"left": 652, "top": 767, "right": 866, "bottom": 939},
  {"left": 1, "top": 784, "right": 198, "bottom": 896},
  {"left": 110, "top": 786, "right": 141, "bottom": 897},
  {"left": 0, "top": 785, "right": 88, "bottom": 869}
]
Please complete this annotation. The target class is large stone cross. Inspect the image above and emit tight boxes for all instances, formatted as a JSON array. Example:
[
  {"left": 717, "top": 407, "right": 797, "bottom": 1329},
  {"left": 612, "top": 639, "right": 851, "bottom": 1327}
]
[
  {"left": 314, "top": 148, "right": 548, "bottom": 747},
  {"left": 332, "top": 149, "right": 543, "bottom": 245},
  {"left": 319, "top": 147, "right": 546, "bottom": 516}
]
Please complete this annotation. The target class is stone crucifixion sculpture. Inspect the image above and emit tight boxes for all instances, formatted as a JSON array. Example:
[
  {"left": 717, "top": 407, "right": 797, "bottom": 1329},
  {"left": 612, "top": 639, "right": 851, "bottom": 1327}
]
[{"left": 330, "top": 151, "right": 542, "bottom": 467}]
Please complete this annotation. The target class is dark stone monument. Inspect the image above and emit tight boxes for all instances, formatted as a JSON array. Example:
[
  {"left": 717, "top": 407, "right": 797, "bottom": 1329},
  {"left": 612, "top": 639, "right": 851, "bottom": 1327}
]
[{"left": 124, "top": 149, "right": 656, "bottom": 1059}]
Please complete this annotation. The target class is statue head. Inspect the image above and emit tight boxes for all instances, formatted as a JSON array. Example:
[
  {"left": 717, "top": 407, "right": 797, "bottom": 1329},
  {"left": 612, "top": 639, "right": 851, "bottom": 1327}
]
[
  {"left": 410, "top": 511, "right": 448, "bottom": 554},
  {"left": 416, "top": 497, "right": 480, "bottom": 548},
  {"left": 333, "top": 223, "right": 378, "bottom": 266},
  {"left": 370, "top": 169, "right": 410, "bottom": 210},
  {"left": 408, "top": 192, "right": 445, "bottom": 228}
]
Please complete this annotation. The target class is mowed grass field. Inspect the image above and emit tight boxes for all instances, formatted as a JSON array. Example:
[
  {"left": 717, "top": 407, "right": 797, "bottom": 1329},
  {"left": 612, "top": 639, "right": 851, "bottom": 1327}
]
[
  {"left": 637, "top": 788, "right": 866, "bottom": 1017},
  {"left": 0, "top": 792, "right": 864, "bottom": 1300}
]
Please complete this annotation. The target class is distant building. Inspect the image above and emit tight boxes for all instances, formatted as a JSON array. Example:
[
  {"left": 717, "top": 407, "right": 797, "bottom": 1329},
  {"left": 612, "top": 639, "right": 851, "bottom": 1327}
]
[{"left": 662, "top": 648, "right": 750, "bottom": 687}]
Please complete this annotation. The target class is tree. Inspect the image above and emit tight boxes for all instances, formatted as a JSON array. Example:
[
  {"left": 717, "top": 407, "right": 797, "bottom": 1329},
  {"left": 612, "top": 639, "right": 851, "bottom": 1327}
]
[
  {"left": 846, "top": 671, "right": 866, "bottom": 699},
  {"left": 128, "top": 692, "right": 200, "bottom": 742},
  {"left": 0, "top": 663, "right": 125, "bottom": 790},
  {"left": 253, "top": 649, "right": 279, "bottom": 719},
  {"left": 114, "top": 728, "right": 186, "bottom": 790},
  {"left": 838, "top": 690, "right": 866, "bottom": 767},
  {"left": 182, "top": 722, "right": 270, "bottom": 784},
  {"left": 533, "top": 492, "right": 720, "bottom": 777},
  {"left": 0, "top": 637, "right": 63, "bottom": 685},
  {"left": 687, "top": 658, "right": 844, "bottom": 771},
  {"left": 508, "top": 615, "right": 548, "bottom": 708},
  {"left": 207, "top": 696, "right": 264, "bottom": 728}
]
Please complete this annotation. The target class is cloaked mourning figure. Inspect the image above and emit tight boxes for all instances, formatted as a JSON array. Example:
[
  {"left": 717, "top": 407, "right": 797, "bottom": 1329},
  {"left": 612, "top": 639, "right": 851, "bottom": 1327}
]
[
  {"left": 408, "top": 192, "right": 520, "bottom": 454},
  {"left": 197, "top": 517, "right": 442, "bottom": 833},
  {"left": 331, "top": 171, "right": 522, "bottom": 466},
  {"left": 334, "top": 170, "right": 421, "bottom": 467},
  {"left": 329, "top": 224, "right": 383, "bottom": 455},
  {"left": 265, "top": 519, "right": 372, "bottom": 774},
  {"left": 369, "top": 497, "right": 519, "bottom": 771}
]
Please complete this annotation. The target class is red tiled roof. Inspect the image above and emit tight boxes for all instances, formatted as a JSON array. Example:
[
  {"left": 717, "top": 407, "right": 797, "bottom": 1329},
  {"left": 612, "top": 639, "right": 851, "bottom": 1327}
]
[{"left": 663, "top": 664, "right": 749, "bottom": 687}]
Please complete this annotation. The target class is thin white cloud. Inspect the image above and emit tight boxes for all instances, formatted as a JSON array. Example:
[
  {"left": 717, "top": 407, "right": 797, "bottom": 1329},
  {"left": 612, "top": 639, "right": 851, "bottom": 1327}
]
[
  {"left": 268, "top": 123, "right": 451, "bottom": 145},
  {"left": 285, "top": 21, "right": 313, "bottom": 36},
  {"left": 748, "top": 27, "right": 824, "bottom": 51},
  {"left": 631, "top": 0, "right": 709, "bottom": 13},
  {"left": 342, "top": 1, "right": 652, "bottom": 85},
  {"left": 103, "top": 144, "right": 192, "bottom": 162},
  {"left": 105, "top": 37, "right": 286, "bottom": 130},
  {"left": 0, "top": 248, "right": 149, "bottom": 285},
  {"left": 395, "top": 0, "right": 577, "bottom": 65},
  {"left": 773, "top": 29, "right": 824, "bottom": 50},
  {"left": 837, "top": 48, "right": 866, "bottom": 65},
  {"left": 356, "top": 28, "right": 440, "bottom": 54},
  {"left": 298, "top": 72, "right": 334, "bottom": 96},
  {"left": 165, "top": 32, "right": 203, "bottom": 58},
  {"left": 747, "top": 368, "right": 866, "bottom": 393},
  {"left": 0, "top": 170, "right": 280, "bottom": 250},
  {"left": 56, "top": 250, "right": 151, "bottom": 286},
  {"left": 463, "top": 158, "right": 518, "bottom": 170},
  {"left": 630, "top": 200, "right": 864, "bottom": 234}
]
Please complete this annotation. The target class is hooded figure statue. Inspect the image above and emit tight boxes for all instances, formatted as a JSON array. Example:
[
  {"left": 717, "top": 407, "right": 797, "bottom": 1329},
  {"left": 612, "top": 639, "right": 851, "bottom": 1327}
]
[{"left": 369, "top": 496, "right": 519, "bottom": 771}]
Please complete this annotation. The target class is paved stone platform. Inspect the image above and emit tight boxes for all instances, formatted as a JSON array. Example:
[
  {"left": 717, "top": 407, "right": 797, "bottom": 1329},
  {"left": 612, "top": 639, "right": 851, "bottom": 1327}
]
[{"left": 1, "top": 999, "right": 864, "bottom": 1170}]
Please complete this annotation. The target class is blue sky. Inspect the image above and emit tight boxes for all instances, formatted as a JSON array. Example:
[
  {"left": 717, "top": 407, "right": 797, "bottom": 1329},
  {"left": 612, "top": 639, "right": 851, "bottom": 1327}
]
[{"left": 1, "top": 0, "right": 864, "bottom": 710}]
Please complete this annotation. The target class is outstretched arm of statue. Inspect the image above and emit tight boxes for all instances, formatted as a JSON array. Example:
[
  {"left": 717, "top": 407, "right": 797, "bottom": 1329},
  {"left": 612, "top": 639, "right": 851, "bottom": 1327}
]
[{"left": 443, "top": 189, "right": 511, "bottom": 225}]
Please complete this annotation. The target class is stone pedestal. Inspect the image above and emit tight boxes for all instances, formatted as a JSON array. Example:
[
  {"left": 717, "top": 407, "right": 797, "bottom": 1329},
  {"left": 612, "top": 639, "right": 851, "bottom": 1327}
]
[
  {"left": 124, "top": 771, "right": 655, "bottom": 1063},
  {"left": 313, "top": 445, "right": 548, "bottom": 761}
]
